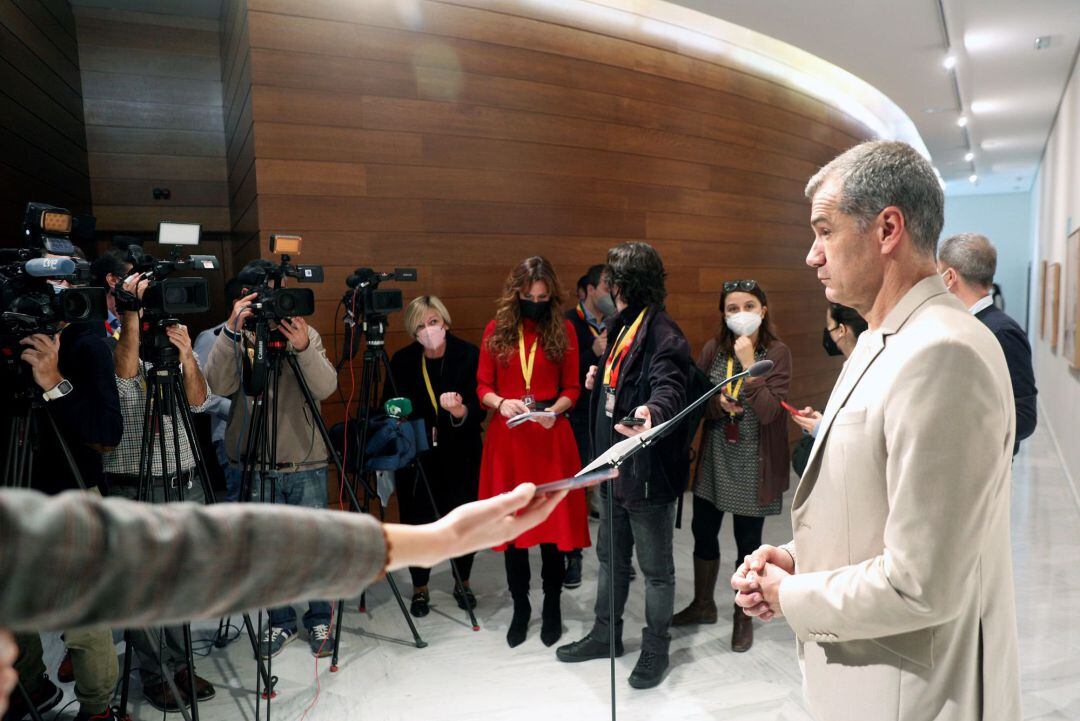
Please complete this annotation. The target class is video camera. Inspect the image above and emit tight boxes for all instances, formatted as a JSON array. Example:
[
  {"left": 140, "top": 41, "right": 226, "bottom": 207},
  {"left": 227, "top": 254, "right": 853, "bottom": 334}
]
[
  {"left": 242, "top": 233, "right": 324, "bottom": 329},
  {"left": 344, "top": 267, "right": 416, "bottom": 318},
  {"left": 119, "top": 222, "right": 220, "bottom": 367}
]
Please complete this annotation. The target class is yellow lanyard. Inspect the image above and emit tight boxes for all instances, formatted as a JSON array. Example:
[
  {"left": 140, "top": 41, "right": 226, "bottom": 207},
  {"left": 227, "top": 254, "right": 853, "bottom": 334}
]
[
  {"left": 421, "top": 356, "right": 439, "bottom": 413},
  {"left": 602, "top": 308, "right": 647, "bottom": 387},
  {"left": 577, "top": 303, "right": 600, "bottom": 337},
  {"left": 517, "top": 323, "right": 539, "bottom": 393},
  {"left": 725, "top": 355, "right": 745, "bottom": 412}
]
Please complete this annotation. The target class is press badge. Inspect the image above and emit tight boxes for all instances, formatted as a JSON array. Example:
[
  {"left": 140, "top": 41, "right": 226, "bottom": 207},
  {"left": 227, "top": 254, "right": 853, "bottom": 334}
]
[{"left": 604, "top": 386, "right": 616, "bottom": 417}]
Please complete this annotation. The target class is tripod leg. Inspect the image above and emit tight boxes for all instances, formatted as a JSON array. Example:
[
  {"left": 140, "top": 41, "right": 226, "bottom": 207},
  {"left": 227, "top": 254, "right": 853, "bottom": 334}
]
[
  {"left": 181, "top": 624, "right": 200, "bottom": 721},
  {"left": 43, "top": 407, "right": 87, "bottom": 490},
  {"left": 118, "top": 629, "right": 134, "bottom": 719},
  {"left": 330, "top": 599, "right": 345, "bottom": 672},
  {"left": 15, "top": 678, "right": 46, "bottom": 721},
  {"left": 239, "top": 613, "right": 273, "bottom": 695}
]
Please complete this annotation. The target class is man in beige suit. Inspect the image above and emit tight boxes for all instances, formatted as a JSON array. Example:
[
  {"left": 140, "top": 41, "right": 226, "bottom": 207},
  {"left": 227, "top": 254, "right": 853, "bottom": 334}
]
[{"left": 733, "top": 141, "right": 1020, "bottom": 721}]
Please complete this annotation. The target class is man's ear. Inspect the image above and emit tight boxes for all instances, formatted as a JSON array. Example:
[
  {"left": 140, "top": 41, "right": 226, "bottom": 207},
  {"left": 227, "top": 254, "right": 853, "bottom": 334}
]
[{"left": 877, "top": 206, "right": 906, "bottom": 255}]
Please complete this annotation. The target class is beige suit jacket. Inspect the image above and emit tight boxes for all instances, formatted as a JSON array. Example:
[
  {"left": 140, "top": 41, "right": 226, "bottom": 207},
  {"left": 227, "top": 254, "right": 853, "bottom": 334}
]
[{"left": 780, "top": 275, "right": 1021, "bottom": 721}]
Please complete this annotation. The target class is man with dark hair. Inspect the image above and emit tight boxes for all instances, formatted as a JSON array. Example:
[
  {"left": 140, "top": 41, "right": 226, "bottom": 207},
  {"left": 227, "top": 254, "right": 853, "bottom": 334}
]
[
  {"left": 562, "top": 263, "right": 615, "bottom": 588},
  {"left": 939, "top": 232, "right": 1036, "bottom": 454},
  {"left": 556, "top": 242, "right": 691, "bottom": 690},
  {"left": 89, "top": 250, "right": 131, "bottom": 345},
  {"left": 204, "top": 259, "right": 340, "bottom": 660}
]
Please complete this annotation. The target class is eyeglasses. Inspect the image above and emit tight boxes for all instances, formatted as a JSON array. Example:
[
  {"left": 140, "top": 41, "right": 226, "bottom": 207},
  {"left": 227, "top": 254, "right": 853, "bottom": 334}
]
[{"left": 723, "top": 279, "right": 758, "bottom": 293}]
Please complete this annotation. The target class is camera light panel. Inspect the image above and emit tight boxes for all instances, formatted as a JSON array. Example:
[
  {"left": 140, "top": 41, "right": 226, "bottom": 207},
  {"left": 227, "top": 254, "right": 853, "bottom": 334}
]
[{"left": 159, "top": 221, "right": 201, "bottom": 246}]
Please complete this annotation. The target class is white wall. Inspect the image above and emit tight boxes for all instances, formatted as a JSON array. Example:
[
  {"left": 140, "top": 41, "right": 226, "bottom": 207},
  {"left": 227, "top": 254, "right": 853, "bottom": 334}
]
[
  {"left": 942, "top": 192, "right": 1033, "bottom": 329},
  {"left": 1029, "top": 51, "right": 1080, "bottom": 492}
]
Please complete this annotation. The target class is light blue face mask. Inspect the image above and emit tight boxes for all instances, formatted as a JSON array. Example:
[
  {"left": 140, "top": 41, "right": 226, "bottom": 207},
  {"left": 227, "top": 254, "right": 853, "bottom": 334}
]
[{"left": 49, "top": 282, "right": 64, "bottom": 295}]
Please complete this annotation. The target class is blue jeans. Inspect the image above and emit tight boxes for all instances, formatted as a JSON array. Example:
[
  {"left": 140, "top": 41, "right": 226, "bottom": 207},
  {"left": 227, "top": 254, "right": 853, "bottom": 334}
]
[
  {"left": 590, "top": 485, "right": 676, "bottom": 655},
  {"left": 217, "top": 441, "right": 243, "bottom": 502},
  {"left": 249, "top": 467, "right": 333, "bottom": 631}
]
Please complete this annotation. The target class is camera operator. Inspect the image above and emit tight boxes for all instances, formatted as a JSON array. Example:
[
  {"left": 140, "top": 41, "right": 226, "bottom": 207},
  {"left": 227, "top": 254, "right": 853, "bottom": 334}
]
[
  {"left": 204, "top": 259, "right": 339, "bottom": 660},
  {"left": 100, "top": 272, "right": 216, "bottom": 713},
  {"left": 8, "top": 252, "right": 123, "bottom": 721},
  {"left": 89, "top": 249, "right": 132, "bottom": 346}
]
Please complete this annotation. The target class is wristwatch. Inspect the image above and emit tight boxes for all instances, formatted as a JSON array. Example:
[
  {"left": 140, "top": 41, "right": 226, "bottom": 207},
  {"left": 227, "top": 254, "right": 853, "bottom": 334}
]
[{"left": 42, "top": 379, "right": 73, "bottom": 402}]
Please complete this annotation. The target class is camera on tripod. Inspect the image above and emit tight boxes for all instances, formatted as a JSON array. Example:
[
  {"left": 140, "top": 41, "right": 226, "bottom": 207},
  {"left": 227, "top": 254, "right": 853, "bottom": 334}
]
[
  {"left": 121, "top": 221, "right": 220, "bottom": 366},
  {"left": 242, "top": 233, "right": 324, "bottom": 329},
  {"left": 1, "top": 204, "right": 108, "bottom": 375},
  {"left": 344, "top": 267, "right": 417, "bottom": 318}
]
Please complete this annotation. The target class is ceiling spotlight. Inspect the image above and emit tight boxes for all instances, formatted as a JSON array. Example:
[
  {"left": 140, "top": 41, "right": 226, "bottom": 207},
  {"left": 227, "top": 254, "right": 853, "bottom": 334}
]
[
  {"left": 969, "top": 174, "right": 978, "bottom": 184},
  {"left": 1035, "top": 36, "right": 1051, "bottom": 50},
  {"left": 957, "top": 116, "right": 968, "bottom": 127},
  {"left": 964, "top": 152, "right": 974, "bottom": 162},
  {"left": 943, "top": 54, "right": 957, "bottom": 70}
]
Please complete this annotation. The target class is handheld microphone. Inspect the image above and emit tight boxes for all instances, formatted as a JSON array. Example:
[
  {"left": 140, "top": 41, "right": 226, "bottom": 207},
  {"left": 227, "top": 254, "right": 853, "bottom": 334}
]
[
  {"left": 745, "top": 359, "right": 775, "bottom": 378},
  {"left": 25, "top": 257, "right": 76, "bottom": 277}
]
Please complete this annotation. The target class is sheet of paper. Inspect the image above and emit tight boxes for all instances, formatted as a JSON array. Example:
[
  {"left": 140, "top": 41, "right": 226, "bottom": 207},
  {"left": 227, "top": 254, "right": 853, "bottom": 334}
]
[
  {"left": 506, "top": 410, "right": 558, "bottom": 429},
  {"left": 575, "top": 418, "right": 673, "bottom": 475}
]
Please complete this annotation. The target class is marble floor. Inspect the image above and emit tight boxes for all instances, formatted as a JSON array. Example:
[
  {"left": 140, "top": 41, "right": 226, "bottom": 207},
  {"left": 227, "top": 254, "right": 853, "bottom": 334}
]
[{"left": 41, "top": 420, "right": 1080, "bottom": 720}]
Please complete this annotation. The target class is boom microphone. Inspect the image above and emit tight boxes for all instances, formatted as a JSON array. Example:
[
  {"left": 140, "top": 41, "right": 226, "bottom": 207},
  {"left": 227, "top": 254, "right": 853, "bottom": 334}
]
[{"left": 24, "top": 257, "right": 76, "bottom": 277}]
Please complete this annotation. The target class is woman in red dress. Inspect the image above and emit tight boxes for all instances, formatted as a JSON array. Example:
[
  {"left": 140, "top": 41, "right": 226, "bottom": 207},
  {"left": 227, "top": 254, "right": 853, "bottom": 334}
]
[{"left": 477, "top": 256, "right": 590, "bottom": 649}]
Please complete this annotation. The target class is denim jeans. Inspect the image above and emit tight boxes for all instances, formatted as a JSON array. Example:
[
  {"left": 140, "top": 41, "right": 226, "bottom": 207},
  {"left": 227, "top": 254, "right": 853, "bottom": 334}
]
[
  {"left": 250, "top": 467, "right": 333, "bottom": 631},
  {"left": 216, "top": 440, "right": 243, "bottom": 502},
  {"left": 590, "top": 485, "right": 676, "bottom": 655}
]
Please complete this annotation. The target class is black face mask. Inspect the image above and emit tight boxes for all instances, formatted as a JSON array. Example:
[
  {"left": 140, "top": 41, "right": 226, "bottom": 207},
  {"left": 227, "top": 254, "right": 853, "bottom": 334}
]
[
  {"left": 520, "top": 299, "right": 551, "bottom": 321},
  {"left": 822, "top": 327, "right": 843, "bottom": 357}
]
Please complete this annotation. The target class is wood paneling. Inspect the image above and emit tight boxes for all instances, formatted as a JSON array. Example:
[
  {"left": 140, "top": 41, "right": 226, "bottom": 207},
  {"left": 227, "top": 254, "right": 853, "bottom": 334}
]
[
  {"left": 75, "top": 6, "right": 229, "bottom": 233},
  {"left": 0, "top": 0, "right": 89, "bottom": 231},
  {"left": 226, "top": 0, "right": 873, "bottom": 433}
]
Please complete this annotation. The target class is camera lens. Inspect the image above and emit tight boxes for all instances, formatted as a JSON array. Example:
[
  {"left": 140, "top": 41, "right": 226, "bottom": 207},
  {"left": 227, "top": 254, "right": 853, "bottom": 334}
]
[
  {"left": 61, "top": 290, "right": 90, "bottom": 320},
  {"left": 277, "top": 293, "right": 296, "bottom": 313},
  {"left": 164, "top": 285, "right": 189, "bottom": 304}
]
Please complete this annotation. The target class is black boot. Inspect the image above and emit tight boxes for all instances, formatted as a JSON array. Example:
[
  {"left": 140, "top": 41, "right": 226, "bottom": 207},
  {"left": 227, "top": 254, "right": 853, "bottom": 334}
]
[
  {"left": 628, "top": 650, "right": 669, "bottom": 689},
  {"left": 540, "top": 591, "right": 562, "bottom": 647},
  {"left": 507, "top": 596, "right": 531, "bottom": 648}
]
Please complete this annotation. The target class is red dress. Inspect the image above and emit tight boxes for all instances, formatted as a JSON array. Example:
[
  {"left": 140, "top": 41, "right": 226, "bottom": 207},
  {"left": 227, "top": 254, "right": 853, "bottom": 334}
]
[{"left": 477, "top": 317, "right": 591, "bottom": 551}]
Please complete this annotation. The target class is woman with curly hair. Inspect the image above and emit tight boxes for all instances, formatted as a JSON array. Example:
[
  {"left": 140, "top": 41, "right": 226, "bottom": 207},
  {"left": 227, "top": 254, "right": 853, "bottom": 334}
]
[{"left": 477, "top": 256, "right": 590, "bottom": 649}]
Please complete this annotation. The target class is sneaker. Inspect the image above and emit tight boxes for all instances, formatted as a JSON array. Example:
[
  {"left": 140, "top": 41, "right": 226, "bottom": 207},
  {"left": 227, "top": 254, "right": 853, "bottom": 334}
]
[
  {"left": 74, "top": 706, "right": 116, "bottom": 721},
  {"left": 409, "top": 590, "right": 430, "bottom": 618},
  {"left": 308, "top": 624, "right": 334, "bottom": 658},
  {"left": 555, "top": 633, "right": 624, "bottom": 663},
  {"left": 258, "top": 626, "right": 295, "bottom": 659},
  {"left": 4, "top": 675, "right": 62, "bottom": 720},
  {"left": 563, "top": 556, "right": 583, "bottom": 590},
  {"left": 628, "top": 650, "right": 669, "bottom": 689}
]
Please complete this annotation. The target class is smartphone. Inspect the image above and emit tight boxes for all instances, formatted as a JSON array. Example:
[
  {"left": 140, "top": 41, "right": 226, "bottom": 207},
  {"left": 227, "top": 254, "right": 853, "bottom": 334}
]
[
  {"left": 779, "top": 400, "right": 803, "bottom": 416},
  {"left": 535, "top": 468, "right": 619, "bottom": 494},
  {"left": 619, "top": 415, "right": 647, "bottom": 426}
]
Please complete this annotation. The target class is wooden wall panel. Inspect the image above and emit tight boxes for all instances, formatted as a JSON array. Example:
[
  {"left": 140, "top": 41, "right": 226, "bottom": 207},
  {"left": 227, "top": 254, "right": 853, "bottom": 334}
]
[
  {"left": 228, "top": 0, "right": 875, "bottom": 438},
  {"left": 0, "top": 0, "right": 89, "bottom": 231},
  {"left": 75, "top": 6, "right": 229, "bottom": 233}
]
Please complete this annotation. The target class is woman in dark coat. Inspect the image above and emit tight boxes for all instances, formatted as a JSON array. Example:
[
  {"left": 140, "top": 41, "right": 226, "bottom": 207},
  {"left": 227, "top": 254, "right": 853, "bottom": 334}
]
[
  {"left": 671, "top": 279, "right": 791, "bottom": 653},
  {"left": 388, "top": 295, "right": 484, "bottom": 617}
]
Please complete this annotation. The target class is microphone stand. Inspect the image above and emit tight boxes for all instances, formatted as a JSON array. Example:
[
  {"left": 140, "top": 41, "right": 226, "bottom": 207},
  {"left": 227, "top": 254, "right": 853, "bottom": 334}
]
[{"left": 590, "top": 359, "right": 773, "bottom": 721}]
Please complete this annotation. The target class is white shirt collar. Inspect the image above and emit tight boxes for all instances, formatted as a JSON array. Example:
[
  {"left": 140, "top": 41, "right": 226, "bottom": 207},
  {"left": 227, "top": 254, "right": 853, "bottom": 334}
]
[{"left": 969, "top": 294, "right": 994, "bottom": 315}]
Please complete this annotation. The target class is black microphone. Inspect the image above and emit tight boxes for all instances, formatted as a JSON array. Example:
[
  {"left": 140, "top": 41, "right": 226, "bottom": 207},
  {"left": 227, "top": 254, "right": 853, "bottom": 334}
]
[
  {"left": 747, "top": 359, "right": 774, "bottom": 378},
  {"left": 25, "top": 257, "right": 76, "bottom": 277}
]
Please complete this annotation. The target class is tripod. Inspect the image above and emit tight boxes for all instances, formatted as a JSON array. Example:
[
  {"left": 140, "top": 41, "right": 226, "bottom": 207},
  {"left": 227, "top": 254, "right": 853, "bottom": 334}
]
[
  {"left": 330, "top": 311, "right": 481, "bottom": 668},
  {"left": 233, "top": 317, "right": 424, "bottom": 721},
  {"left": 113, "top": 325, "right": 241, "bottom": 721}
]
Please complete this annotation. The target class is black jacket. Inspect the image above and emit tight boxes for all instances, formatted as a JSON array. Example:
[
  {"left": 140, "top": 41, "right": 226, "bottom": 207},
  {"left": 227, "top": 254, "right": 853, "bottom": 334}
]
[
  {"left": 386, "top": 332, "right": 484, "bottom": 503},
  {"left": 591, "top": 304, "right": 690, "bottom": 506},
  {"left": 975, "top": 305, "right": 1037, "bottom": 454},
  {"left": 565, "top": 305, "right": 603, "bottom": 425},
  {"left": 33, "top": 321, "right": 123, "bottom": 493}
]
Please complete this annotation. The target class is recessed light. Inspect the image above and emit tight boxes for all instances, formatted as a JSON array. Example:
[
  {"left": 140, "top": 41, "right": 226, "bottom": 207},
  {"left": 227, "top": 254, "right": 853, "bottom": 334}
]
[
  {"left": 957, "top": 116, "right": 969, "bottom": 127},
  {"left": 969, "top": 174, "right": 978, "bottom": 184},
  {"left": 1035, "top": 35, "right": 1051, "bottom": 50},
  {"left": 964, "top": 152, "right": 974, "bottom": 162},
  {"left": 943, "top": 54, "right": 957, "bottom": 70}
]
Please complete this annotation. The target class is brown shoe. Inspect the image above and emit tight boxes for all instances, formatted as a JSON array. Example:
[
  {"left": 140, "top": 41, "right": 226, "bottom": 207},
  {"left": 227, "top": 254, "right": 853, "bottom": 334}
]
[
  {"left": 142, "top": 679, "right": 187, "bottom": 713},
  {"left": 175, "top": 668, "right": 216, "bottom": 702},
  {"left": 672, "top": 557, "right": 720, "bottom": 626},
  {"left": 732, "top": 603, "right": 754, "bottom": 652}
]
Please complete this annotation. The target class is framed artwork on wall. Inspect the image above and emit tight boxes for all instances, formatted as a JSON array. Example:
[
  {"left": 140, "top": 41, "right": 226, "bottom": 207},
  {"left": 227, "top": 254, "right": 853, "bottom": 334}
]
[
  {"left": 1051, "top": 262, "right": 1062, "bottom": 353},
  {"left": 1066, "top": 229, "right": 1080, "bottom": 368},
  {"left": 1041, "top": 260, "right": 1048, "bottom": 340}
]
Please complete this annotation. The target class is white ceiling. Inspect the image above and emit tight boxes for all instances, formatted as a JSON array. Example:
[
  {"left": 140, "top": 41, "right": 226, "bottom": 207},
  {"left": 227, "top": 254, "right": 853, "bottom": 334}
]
[{"left": 669, "top": 0, "right": 1080, "bottom": 197}]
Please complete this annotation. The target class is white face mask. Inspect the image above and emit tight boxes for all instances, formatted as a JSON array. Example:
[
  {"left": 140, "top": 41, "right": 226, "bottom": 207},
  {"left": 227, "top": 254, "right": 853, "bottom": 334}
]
[
  {"left": 417, "top": 324, "right": 446, "bottom": 350},
  {"left": 725, "top": 311, "right": 762, "bottom": 337}
]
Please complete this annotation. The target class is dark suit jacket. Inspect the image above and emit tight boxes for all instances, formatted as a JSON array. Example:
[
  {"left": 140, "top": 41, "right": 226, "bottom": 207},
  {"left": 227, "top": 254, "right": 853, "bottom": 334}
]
[{"left": 976, "top": 305, "right": 1037, "bottom": 454}]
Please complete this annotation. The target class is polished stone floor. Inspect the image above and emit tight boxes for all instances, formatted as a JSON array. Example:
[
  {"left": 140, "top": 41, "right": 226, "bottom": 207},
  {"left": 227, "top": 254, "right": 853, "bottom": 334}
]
[{"left": 43, "top": 420, "right": 1080, "bottom": 720}]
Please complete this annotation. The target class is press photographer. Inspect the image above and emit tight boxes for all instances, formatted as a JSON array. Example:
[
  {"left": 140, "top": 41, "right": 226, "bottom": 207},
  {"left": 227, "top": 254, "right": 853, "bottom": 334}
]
[
  {"left": 1, "top": 203, "right": 122, "bottom": 721},
  {"left": 203, "top": 253, "right": 339, "bottom": 660},
  {"left": 102, "top": 266, "right": 216, "bottom": 713}
]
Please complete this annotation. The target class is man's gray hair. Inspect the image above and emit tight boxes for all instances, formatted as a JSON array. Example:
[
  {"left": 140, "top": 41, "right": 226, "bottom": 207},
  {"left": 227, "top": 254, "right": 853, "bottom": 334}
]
[
  {"left": 938, "top": 233, "right": 997, "bottom": 289},
  {"left": 805, "top": 140, "right": 944, "bottom": 257}
]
